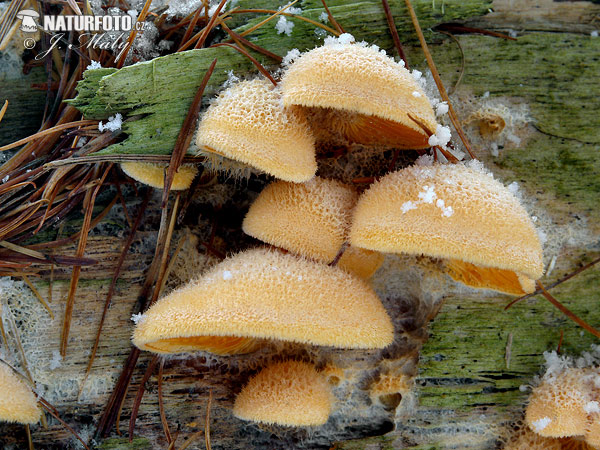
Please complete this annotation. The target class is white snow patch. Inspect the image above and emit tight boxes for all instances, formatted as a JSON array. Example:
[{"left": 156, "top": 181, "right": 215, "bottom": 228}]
[
  {"left": 507, "top": 181, "right": 520, "bottom": 196},
  {"left": 436, "top": 199, "right": 454, "bottom": 217},
  {"left": 532, "top": 417, "right": 552, "bottom": 432},
  {"left": 506, "top": 132, "right": 521, "bottom": 145},
  {"left": 222, "top": 270, "right": 233, "bottom": 280},
  {"left": 490, "top": 142, "right": 499, "bottom": 157},
  {"left": 415, "top": 154, "right": 434, "bottom": 166},
  {"left": 428, "top": 125, "right": 452, "bottom": 147},
  {"left": 435, "top": 101, "right": 449, "bottom": 116},
  {"left": 319, "top": 11, "right": 329, "bottom": 22},
  {"left": 98, "top": 113, "right": 123, "bottom": 132},
  {"left": 585, "top": 401, "right": 600, "bottom": 414},
  {"left": 401, "top": 201, "right": 417, "bottom": 214},
  {"left": 131, "top": 313, "right": 144, "bottom": 324},
  {"left": 86, "top": 60, "right": 102, "bottom": 70},
  {"left": 275, "top": 16, "right": 294, "bottom": 36},
  {"left": 337, "top": 33, "right": 355, "bottom": 45},
  {"left": 546, "top": 255, "right": 557, "bottom": 277},
  {"left": 282, "top": 48, "right": 301, "bottom": 67},
  {"left": 411, "top": 69, "right": 422, "bottom": 80},
  {"left": 223, "top": 70, "right": 239, "bottom": 88},
  {"left": 418, "top": 185, "right": 437, "bottom": 204},
  {"left": 508, "top": 29, "right": 518, "bottom": 38},
  {"left": 412, "top": 91, "right": 422, "bottom": 98},
  {"left": 285, "top": 6, "right": 302, "bottom": 14},
  {"left": 591, "top": 31, "right": 598, "bottom": 37}
]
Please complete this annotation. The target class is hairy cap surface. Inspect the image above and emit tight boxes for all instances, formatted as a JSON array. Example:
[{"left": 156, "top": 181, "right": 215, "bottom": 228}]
[
  {"left": 233, "top": 361, "right": 332, "bottom": 426},
  {"left": 132, "top": 248, "right": 393, "bottom": 354},
  {"left": 196, "top": 79, "right": 316, "bottom": 182},
  {"left": 0, "top": 364, "right": 40, "bottom": 425},
  {"left": 350, "top": 163, "right": 543, "bottom": 290},
  {"left": 281, "top": 43, "right": 436, "bottom": 147},
  {"left": 242, "top": 177, "right": 383, "bottom": 278}
]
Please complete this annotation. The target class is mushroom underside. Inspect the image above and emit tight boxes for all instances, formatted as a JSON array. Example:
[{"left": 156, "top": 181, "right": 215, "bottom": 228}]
[
  {"left": 302, "top": 106, "right": 430, "bottom": 148},
  {"left": 142, "top": 335, "right": 263, "bottom": 355},
  {"left": 444, "top": 259, "right": 535, "bottom": 295}
]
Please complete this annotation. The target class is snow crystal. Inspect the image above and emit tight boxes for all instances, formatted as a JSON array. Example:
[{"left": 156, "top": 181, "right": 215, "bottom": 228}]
[
  {"left": 131, "top": 313, "right": 143, "bottom": 324},
  {"left": 319, "top": 11, "right": 329, "bottom": 22},
  {"left": 223, "top": 70, "right": 239, "bottom": 88},
  {"left": 275, "top": 16, "right": 294, "bottom": 36},
  {"left": 127, "top": 9, "right": 138, "bottom": 19},
  {"left": 543, "top": 350, "right": 572, "bottom": 378},
  {"left": 1, "top": 175, "right": 9, "bottom": 183},
  {"left": 401, "top": 201, "right": 417, "bottom": 214},
  {"left": 86, "top": 60, "right": 102, "bottom": 70},
  {"left": 411, "top": 69, "right": 422, "bottom": 80},
  {"left": 314, "top": 28, "right": 327, "bottom": 37},
  {"left": 465, "top": 159, "right": 490, "bottom": 175},
  {"left": 418, "top": 185, "right": 437, "bottom": 204},
  {"left": 532, "top": 417, "right": 552, "bottom": 432},
  {"left": 585, "top": 401, "right": 600, "bottom": 414},
  {"left": 482, "top": 91, "right": 490, "bottom": 99},
  {"left": 591, "top": 31, "right": 598, "bottom": 37},
  {"left": 546, "top": 255, "right": 557, "bottom": 277},
  {"left": 506, "top": 132, "right": 521, "bottom": 145},
  {"left": 337, "top": 33, "right": 355, "bottom": 45},
  {"left": 412, "top": 91, "right": 422, "bottom": 98},
  {"left": 519, "top": 384, "right": 529, "bottom": 392},
  {"left": 490, "top": 142, "right": 499, "bottom": 157},
  {"left": 436, "top": 199, "right": 454, "bottom": 217},
  {"left": 507, "top": 181, "right": 520, "bottom": 196},
  {"left": 508, "top": 29, "right": 518, "bottom": 38},
  {"left": 49, "top": 350, "right": 63, "bottom": 370},
  {"left": 98, "top": 113, "right": 123, "bottom": 132},
  {"left": 537, "top": 228, "right": 548, "bottom": 246},
  {"left": 222, "top": 270, "right": 233, "bottom": 280},
  {"left": 286, "top": 6, "right": 302, "bottom": 14},
  {"left": 428, "top": 125, "right": 452, "bottom": 147},
  {"left": 435, "top": 102, "right": 449, "bottom": 116},
  {"left": 282, "top": 48, "right": 301, "bottom": 67}
]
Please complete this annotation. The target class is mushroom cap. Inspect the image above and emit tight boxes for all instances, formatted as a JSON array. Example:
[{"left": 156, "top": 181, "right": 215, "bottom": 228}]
[
  {"left": 242, "top": 177, "right": 383, "bottom": 278},
  {"left": 196, "top": 79, "right": 316, "bottom": 182},
  {"left": 16, "top": 9, "right": 40, "bottom": 18},
  {"left": 585, "top": 414, "right": 600, "bottom": 448},
  {"left": 233, "top": 361, "right": 331, "bottom": 427},
  {"left": 132, "top": 248, "right": 394, "bottom": 354},
  {"left": 525, "top": 368, "right": 591, "bottom": 438},
  {"left": 0, "top": 364, "right": 40, "bottom": 425},
  {"left": 350, "top": 163, "right": 543, "bottom": 291},
  {"left": 280, "top": 43, "right": 436, "bottom": 148},
  {"left": 444, "top": 259, "right": 536, "bottom": 295},
  {"left": 120, "top": 162, "right": 197, "bottom": 190}
]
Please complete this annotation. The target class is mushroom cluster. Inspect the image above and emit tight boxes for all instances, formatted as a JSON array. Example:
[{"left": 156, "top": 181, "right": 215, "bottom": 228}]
[{"left": 130, "top": 35, "right": 544, "bottom": 430}]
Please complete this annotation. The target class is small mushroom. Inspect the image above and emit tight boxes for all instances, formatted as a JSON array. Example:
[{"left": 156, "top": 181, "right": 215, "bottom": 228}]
[
  {"left": 132, "top": 248, "right": 393, "bottom": 354},
  {"left": 242, "top": 177, "right": 383, "bottom": 278},
  {"left": 0, "top": 363, "right": 40, "bottom": 425},
  {"left": 525, "top": 368, "right": 592, "bottom": 438},
  {"left": 280, "top": 42, "right": 436, "bottom": 147},
  {"left": 16, "top": 9, "right": 39, "bottom": 33},
  {"left": 233, "top": 360, "right": 332, "bottom": 427},
  {"left": 120, "top": 162, "right": 198, "bottom": 190},
  {"left": 349, "top": 163, "right": 543, "bottom": 295},
  {"left": 195, "top": 79, "right": 316, "bottom": 182}
]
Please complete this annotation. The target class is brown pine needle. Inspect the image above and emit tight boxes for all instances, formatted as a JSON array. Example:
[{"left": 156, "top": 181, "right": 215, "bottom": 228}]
[
  {"left": 116, "top": 0, "right": 153, "bottom": 68},
  {"left": 25, "top": 424, "right": 33, "bottom": 450},
  {"left": 0, "top": 100, "right": 8, "bottom": 124},
  {"left": 320, "top": 0, "right": 344, "bottom": 34},
  {"left": 178, "top": 6, "right": 205, "bottom": 52},
  {"left": 404, "top": 0, "right": 475, "bottom": 159},
  {"left": 213, "top": 43, "right": 277, "bottom": 85},
  {"left": 329, "top": 242, "right": 349, "bottom": 267},
  {"left": 229, "top": 8, "right": 339, "bottom": 37},
  {"left": 221, "top": 22, "right": 282, "bottom": 63},
  {"left": 505, "top": 255, "right": 600, "bottom": 310},
  {"left": 205, "top": 390, "right": 213, "bottom": 450},
  {"left": 0, "top": 120, "right": 96, "bottom": 152},
  {"left": 178, "top": 430, "right": 204, "bottom": 450},
  {"left": 163, "top": 58, "right": 217, "bottom": 207},
  {"left": 128, "top": 355, "right": 159, "bottom": 441},
  {"left": 21, "top": 275, "right": 53, "bottom": 319},
  {"left": 37, "top": 396, "right": 91, "bottom": 450},
  {"left": 381, "top": 0, "right": 409, "bottom": 67},
  {"left": 235, "top": 0, "right": 299, "bottom": 39},
  {"left": 158, "top": 359, "right": 172, "bottom": 444},
  {"left": 537, "top": 281, "right": 600, "bottom": 339},
  {"left": 195, "top": 0, "right": 228, "bottom": 49},
  {"left": 60, "top": 164, "right": 112, "bottom": 357}
]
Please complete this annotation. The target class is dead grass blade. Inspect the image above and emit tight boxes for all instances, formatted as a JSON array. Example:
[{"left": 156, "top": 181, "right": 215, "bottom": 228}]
[
  {"left": 37, "top": 396, "right": 91, "bottom": 450},
  {"left": 320, "top": 0, "right": 344, "bottom": 34},
  {"left": 205, "top": 390, "right": 212, "bottom": 450},
  {"left": 404, "top": 0, "right": 475, "bottom": 159},
  {"left": 195, "top": 0, "right": 228, "bottom": 49},
  {"left": 128, "top": 355, "right": 159, "bottom": 440},
  {"left": 212, "top": 43, "right": 277, "bottom": 85},
  {"left": 158, "top": 359, "right": 172, "bottom": 444},
  {"left": 381, "top": 0, "right": 408, "bottom": 67},
  {"left": 0, "top": 100, "right": 7, "bottom": 123},
  {"left": 0, "top": 120, "right": 96, "bottom": 152},
  {"left": 163, "top": 58, "right": 216, "bottom": 207}
]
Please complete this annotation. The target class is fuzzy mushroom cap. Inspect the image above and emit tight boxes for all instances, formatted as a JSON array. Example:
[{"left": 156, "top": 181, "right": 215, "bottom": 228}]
[
  {"left": 350, "top": 163, "right": 543, "bottom": 294},
  {"left": 280, "top": 43, "right": 436, "bottom": 148},
  {"left": 132, "top": 248, "right": 393, "bottom": 354},
  {"left": 242, "top": 177, "right": 383, "bottom": 278},
  {"left": 0, "top": 364, "right": 40, "bottom": 425},
  {"left": 195, "top": 79, "right": 316, "bottom": 182},
  {"left": 234, "top": 361, "right": 332, "bottom": 427},
  {"left": 120, "top": 162, "right": 198, "bottom": 190},
  {"left": 525, "top": 368, "right": 592, "bottom": 438}
]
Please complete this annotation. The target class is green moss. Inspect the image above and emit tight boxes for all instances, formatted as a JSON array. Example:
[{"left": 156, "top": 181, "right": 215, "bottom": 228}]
[{"left": 96, "top": 437, "right": 151, "bottom": 449}]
